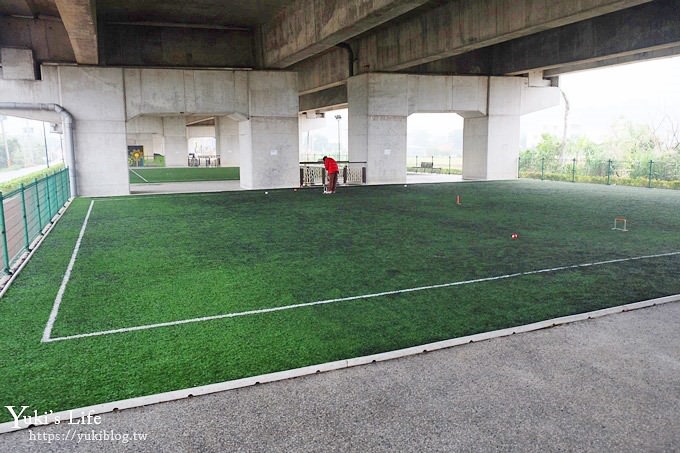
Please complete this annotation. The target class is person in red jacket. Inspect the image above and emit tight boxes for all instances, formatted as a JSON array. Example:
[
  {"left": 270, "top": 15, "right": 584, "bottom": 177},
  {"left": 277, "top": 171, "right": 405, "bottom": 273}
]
[{"left": 322, "top": 156, "right": 339, "bottom": 194}]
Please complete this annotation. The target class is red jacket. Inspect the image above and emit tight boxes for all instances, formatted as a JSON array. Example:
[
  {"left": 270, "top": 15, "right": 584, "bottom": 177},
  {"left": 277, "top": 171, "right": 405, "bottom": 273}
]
[{"left": 324, "top": 157, "right": 339, "bottom": 174}]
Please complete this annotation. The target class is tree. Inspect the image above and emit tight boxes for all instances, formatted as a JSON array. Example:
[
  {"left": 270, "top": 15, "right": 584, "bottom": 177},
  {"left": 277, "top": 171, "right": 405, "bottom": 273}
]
[
  {"left": 0, "top": 136, "right": 19, "bottom": 168},
  {"left": 520, "top": 133, "right": 563, "bottom": 172},
  {"left": 605, "top": 119, "right": 657, "bottom": 162}
]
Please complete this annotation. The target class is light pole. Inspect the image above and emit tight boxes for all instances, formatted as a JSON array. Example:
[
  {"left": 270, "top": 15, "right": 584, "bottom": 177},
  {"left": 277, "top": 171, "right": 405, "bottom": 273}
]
[
  {"left": 0, "top": 115, "right": 10, "bottom": 168},
  {"left": 335, "top": 114, "right": 341, "bottom": 160},
  {"left": 42, "top": 121, "right": 50, "bottom": 168}
]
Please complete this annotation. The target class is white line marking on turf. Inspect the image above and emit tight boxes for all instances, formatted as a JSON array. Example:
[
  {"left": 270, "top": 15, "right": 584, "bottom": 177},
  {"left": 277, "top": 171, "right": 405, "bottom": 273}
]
[
  {"left": 44, "top": 249, "right": 680, "bottom": 343},
  {"left": 41, "top": 200, "right": 95, "bottom": 343},
  {"left": 129, "top": 169, "right": 149, "bottom": 183},
  {"left": 4, "top": 294, "right": 676, "bottom": 434}
]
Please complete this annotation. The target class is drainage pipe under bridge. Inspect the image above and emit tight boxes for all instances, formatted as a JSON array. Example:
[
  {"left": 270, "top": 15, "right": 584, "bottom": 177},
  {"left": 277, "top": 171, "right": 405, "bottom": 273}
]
[{"left": 0, "top": 103, "right": 77, "bottom": 196}]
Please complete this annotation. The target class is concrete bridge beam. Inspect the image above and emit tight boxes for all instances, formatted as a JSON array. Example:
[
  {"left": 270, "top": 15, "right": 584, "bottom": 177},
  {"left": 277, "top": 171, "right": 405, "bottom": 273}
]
[
  {"left": 54, "top": 0, "right": 98, "bottom": 65},
  {"left": 348, "top": 73, "right": 559, "bottom": 184},
  {"left": 295, "top": 0, "right": 654, "bottom": 96},
  {"left": 0, "top": 65, "right": 299, "bottom": 195},
  {"left": 260, "top": 0, "right": 429, "bottom": 68}
]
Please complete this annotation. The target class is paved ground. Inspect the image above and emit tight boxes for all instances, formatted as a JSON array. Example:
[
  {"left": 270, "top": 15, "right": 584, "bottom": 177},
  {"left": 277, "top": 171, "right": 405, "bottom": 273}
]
[
  {"left": 1, "top": 301, "right": 678, "bottom": 452},
  {"left": 0, "top": 164, "right": 48, "bottom": 183},
  {"left": 129, "top": 180, "right": 242, "bottom": 194},
  {"left": 127, "top": 173, "right": 462, "bottom": 195}
]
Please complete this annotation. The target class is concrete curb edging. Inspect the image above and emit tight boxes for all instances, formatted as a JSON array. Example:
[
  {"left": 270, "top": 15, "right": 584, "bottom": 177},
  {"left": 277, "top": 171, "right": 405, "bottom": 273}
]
[{"left": 1, "top": 293, "right": 678, "bottom": 434}]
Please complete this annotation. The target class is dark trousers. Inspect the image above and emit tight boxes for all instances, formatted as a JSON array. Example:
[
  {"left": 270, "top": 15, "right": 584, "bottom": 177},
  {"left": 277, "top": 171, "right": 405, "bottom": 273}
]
[{"left": 328, "top": 172, "right": 338, "bottom": 192}]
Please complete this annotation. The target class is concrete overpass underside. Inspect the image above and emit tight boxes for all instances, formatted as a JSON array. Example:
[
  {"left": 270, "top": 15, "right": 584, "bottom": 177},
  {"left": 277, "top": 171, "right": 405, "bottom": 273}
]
[{"left": 1, "top": 0, "right": 678, "bottom": 195}]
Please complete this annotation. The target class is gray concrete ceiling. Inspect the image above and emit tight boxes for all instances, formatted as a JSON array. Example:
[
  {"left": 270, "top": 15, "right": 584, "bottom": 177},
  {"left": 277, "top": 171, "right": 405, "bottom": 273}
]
[
  {"left": 0, "top": 0, "right": 60, "bottom": 17},
  {"left": 96, "top": 0, "right": 295, "bottom": 28}
]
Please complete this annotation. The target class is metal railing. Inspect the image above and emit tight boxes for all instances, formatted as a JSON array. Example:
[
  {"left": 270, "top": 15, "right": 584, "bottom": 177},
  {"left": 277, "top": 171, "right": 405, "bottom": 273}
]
[
  {"left": 188, "top": 155, "right": 221, "bottom": 167},
  {"left": 0, "top": 167, "right": 71, "bottom": 279},
  {"left": 299, "top": 161, "right": 367, "bottom": 187},
  {"left": 406, "top": 155, "right": 463, "bottom": 175}
]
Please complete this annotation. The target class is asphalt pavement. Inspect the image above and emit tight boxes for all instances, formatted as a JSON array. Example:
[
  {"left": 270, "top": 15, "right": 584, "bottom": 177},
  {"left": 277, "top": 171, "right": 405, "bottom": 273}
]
[{"left": 1, "top": 300, "right": 678, "bottom": 452}]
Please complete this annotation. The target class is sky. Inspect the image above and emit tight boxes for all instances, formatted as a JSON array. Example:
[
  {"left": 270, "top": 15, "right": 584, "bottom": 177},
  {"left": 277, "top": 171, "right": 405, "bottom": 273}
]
[{"left": 522, "top": 54, "right": 680, "bottom": 145}]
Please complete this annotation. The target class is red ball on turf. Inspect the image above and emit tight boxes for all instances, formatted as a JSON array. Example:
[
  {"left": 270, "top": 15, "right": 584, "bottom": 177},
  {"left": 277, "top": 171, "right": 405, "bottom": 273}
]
[{"left": 511, "top": 233, "right": 519, "bottom": 240}]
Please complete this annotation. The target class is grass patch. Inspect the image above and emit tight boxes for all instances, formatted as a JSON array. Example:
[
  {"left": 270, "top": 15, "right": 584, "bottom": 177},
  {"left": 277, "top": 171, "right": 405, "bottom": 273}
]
[
  {"left": 128, "top": 167, "right": 239, "bottom": 184},
  {"left": 0, "top": 180, "right": 679, "bottom": 421},
  {"left": 0, "top": 163, "right": 66, "bottom": 193}
]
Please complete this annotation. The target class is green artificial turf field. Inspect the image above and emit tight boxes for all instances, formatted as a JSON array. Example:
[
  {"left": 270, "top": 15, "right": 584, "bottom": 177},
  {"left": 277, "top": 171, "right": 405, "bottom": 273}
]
[
  {"left": 1, "top": 180, "right": 679, "bottom": 422},
  {"left": 128, "top": 167, "right": 239, "bottom": 183}
]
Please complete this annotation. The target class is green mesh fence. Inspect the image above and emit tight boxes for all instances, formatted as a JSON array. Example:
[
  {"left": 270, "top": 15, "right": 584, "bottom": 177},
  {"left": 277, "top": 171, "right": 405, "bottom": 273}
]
[
  {"left": 519, "top": 158, "right": 680, "bottom": 190},
  {"left": 406, "top": 155, "right": 463, "bottom": 175},
  {"left": 0, "top": 167, "right": 71, "bottom": 278}
]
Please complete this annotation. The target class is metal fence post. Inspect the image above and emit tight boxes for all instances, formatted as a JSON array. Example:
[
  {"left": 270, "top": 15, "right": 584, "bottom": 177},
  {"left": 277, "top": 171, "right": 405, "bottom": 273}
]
[
  {"left": 51, "top": 171, "right": 58, "bottom": 213},
  {"left": 45, "top": 172, "right": 53, "bottom": 219},
  {"left": 607, "top": 160, "right": 612, "bottom": 185},
  {"left": 541, "top": 158, "right": 545, "bottom": 181},
  {"left": 62, "top": 168, "right": 67, "bottom": 203},
  {"left": 61, "top": 169, "right": 68, "bottom": 201},
  {"left": 35, "top": 178, "right": 43, "bottom": 230},
  {"left": 572, "top": 158, "right": 576, "bottom": 183},
  {"left": 20, "top": 184, "right": 30, "bottom": 250},
  {"left": 415, "top": 156, "right": 418, "bottom": 172},
  {"left": 648, "top": 160, "right": 653, "bottom": 188},
  {"left": 0, "top": 192, "right": 10, "bottom": 275},
  {"left": 518, "top": 157, "right": 521, "bottom": 178},
  {"left": 448, "top": 155, "right": 451, "bottom": 175},
  {"left": 65, "top": 168, "right": 71, "bottom": 199},
  {"left": 55, "top": 169, "right": 62, "bottom": 206}
]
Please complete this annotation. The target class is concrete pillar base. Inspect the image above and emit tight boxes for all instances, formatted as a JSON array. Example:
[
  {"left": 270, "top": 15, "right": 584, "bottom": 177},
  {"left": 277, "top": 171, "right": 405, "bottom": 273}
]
[
  {"left": 216, "top": 116, "right": 239, "bottom": 167},
  {"left": 239, "top": 117, "right": 299, "bottom": 190},
  {"left": 463, "top": 115, "right": 521, "bottom": 180},
  {"left": 348, "top": 74, "right": 408, "bottom": 185},
  {"left": 162, "top": 116, "right": 188, "bottom": 167},
  {"left": 239, "top": 72, "right": 299, "bottom": 190},
  {"left": 462, "top": 77, "right": 560, "bottom": 180}
]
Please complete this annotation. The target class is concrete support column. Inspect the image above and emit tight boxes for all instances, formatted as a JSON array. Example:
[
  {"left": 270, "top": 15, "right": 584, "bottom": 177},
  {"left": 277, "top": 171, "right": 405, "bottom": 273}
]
[
  {"left": 126, "top": 116, "right": 164, "bottom": 158},
  {"left": 57, "top": 66, "right": 128, "bottom": 196},
  {"left": 463, "top": 114, "right": 520, "bottom": 180},
  {"left": 162, "top": 116, "right": 188, "bottom": 167},
  {"left": 216, "top": 116, "right": 239, "bottom": 167},
  {"left": 462, "top": 77, "right": 559, "bottom": 180},
  {"left": 463, "top": 77, "right": 522, "bottom": 180},
  {"left": 239, "top": 72, "right": 299, "bottom": 190},
  {"left": 348, "top": 73, "right": 408, "bottom": 184}
]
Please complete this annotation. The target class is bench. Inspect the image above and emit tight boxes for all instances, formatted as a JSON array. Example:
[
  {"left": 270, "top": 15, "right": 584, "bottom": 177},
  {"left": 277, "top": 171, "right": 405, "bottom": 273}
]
[{"left": 420, "top": 161, "right": 440, "bottom": 173}]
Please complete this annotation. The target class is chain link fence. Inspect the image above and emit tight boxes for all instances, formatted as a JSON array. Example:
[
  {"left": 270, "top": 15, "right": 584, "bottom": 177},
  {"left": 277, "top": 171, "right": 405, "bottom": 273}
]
[
  {"left": 519, "top": 157, "right": 680, "bottom": 189},
  {"left": 0, "top": 167, "right": 71, "bottom": 281}
]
